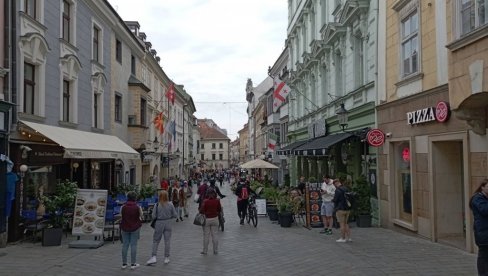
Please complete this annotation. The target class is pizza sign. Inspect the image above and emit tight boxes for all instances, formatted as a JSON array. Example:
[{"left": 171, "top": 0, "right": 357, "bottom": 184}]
[{"left": 367, "top": 129, "right": 385, "bottom": 147}]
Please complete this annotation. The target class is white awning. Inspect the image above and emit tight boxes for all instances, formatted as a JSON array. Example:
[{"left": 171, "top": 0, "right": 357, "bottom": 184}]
[{"left": 20, "top": 120, "right": 140, "bottom": 160}]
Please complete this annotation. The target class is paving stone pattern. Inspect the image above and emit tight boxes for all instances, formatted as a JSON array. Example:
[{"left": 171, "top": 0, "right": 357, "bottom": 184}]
[{"left": 0, "top": 181, "right": 478, "bottom": 276}]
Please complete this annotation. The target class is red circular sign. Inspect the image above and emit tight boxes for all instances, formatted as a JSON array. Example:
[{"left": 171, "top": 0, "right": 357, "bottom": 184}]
[
  {"left": 367, "top": 129, "right": 385, "bottom": 147},
  {"left": 435, "top": 101, "right": 450, "bottom": 123}
]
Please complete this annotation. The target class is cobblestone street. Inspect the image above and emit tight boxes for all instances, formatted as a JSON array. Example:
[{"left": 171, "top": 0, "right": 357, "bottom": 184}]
[{"left": 0, "top": 182, "right": 478, "bottom": 276}]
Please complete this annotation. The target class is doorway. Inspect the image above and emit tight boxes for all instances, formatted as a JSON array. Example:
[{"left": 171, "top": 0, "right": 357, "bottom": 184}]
[{"left": 432, "top": 141, "right": 465, "bottom": 250}]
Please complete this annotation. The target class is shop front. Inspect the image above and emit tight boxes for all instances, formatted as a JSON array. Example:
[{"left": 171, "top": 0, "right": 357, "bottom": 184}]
[
  {"left": 377, "top": 85, "right": 474, "bottom": 251},
  {"left": 7, "top": 120, "right": 139, "bottom": 242}
]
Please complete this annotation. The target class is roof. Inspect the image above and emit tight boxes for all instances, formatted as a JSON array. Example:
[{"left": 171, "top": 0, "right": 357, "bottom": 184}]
[{"left": 198, "top": 121, "right": 230, "bottom": 140}]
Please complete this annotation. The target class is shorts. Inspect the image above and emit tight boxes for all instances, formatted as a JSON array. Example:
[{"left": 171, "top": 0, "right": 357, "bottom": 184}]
[
  {"left": 321, "top": 201, "right": 334, "bottom": 217},
  {"left": 336, "top": 210, "right": 350, "bottom": 224}
]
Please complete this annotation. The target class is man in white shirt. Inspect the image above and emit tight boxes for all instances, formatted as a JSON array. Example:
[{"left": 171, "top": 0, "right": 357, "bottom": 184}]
[{"left": 320, "top": 175, "right": 335, "bottom": 234}]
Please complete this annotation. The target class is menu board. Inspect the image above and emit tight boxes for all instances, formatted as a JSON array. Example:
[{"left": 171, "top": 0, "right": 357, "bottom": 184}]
[
  {"left": 255, "top": 199, "right": 266, "bottom": 215},
  {"left": 72, "top": 189, "right": 108, "bottom": 236},
  {"left": 305, "top": 183, "right": 323, "bottom": 228}
]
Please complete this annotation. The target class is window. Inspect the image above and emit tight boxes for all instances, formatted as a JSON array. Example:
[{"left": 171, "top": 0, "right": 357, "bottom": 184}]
[
  {"left": 140, "top": 98, "right": 147, "bottom": 126},
  {"left": 201, "top": 154, "right": 204, "bottom": 160},
  {"left": 131, "top": 55, "right": 136, "bottom": 75},
  {"left": 334, "top": 51, "right": 343, "bottom": 96},
  {"left": 62, "top": 80, "right": 70, "bottom": 122},
  {"left": 354, "top": 33, "right": 364, "bottom": 87},
  {"left": 25, "top": 0, "right": 36, "bottom": 18},
  {"left": 460, "top": 0, "right": 488, "bottom": 35},
  {"left": 62, "top": 1, "right": 71, "bottom": 42},
  {"left": 201, "top": 143, "right": 204, "bottom": 149},
  {"left": 212, "top": 143, "right": 216, "bottom": 149},
  {"left": 24, "top": 63, "right": 36, "bottom": 114},
  {"left": 93, "top": 92, "right": 100, "bottom": 128},
  {"left": 219, "top": 143, "right": 223, "bottom": 149},
  {"left": 212, "top": 154, "right": 216, "bottom": 160},
  {"left": 93, "top": 26, "right": 100, "bottom": 62},
  {"left": 401, "top": 11, "right": 419, "bottom": 77},
  {"left": 116, "top": 39, "right": 122, "bottom": 63},
  {"left": 219, "top": 154, "right": 223, "bottom": 160},
  {"left": 115, "top": 94, "right": 122, "bottom": 122}
]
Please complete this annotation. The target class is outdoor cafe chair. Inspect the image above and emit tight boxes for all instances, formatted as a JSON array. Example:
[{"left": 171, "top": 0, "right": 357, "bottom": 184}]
[
  {"left": 103, "top": 209, "right": 120, "bottom": 243},
  {"left": 21, "top": 210, "right": 46, "bottom": 243}
]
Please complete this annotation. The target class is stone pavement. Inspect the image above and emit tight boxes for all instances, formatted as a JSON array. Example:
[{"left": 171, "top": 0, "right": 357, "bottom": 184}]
[{"left": 0, "top": 181, "right": 478, "bottom": 276}]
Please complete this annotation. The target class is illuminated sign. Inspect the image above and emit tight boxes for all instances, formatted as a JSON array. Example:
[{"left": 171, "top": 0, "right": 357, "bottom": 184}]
[{"left": 406, "top": 101, "right": 450, "bottom": 125}]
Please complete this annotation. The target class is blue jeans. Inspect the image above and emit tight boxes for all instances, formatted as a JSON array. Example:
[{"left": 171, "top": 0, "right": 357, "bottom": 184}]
[{"left": 121, "top": 229, "right": 140, "bottom": 265}]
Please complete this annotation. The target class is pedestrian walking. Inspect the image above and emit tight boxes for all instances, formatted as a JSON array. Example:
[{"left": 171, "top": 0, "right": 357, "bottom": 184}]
[
  {"left": 320, "top": 175, "right": 335, "bottom": 235},
  {"left": 120, "top": 191, "right": 143, "bottom": 270},
  {"left": 332, "top": 178, "right": 351, "bottom": 242},
  {"left": 199, "top": 188, "right": 222, "bottom": 255},
  {"left": 470, "top": 179, "right": 488, "bottom": 275},
  {"left": 169, "top": 181, "right": 182, "bottom": 222},
  {"left": 146, "top": 190, "right": 177, "bottom": 266},
  {"left": 182, "top": 181, "right": 191, "bottom": 218}
]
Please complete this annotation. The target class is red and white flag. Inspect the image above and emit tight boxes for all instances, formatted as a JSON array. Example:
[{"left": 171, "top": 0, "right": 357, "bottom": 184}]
[
  {"left": 165, "top": 83, "right": 175, "bottom": 105},
  {"left": 268, "top": 132, "right": 278, "bottom": 152},
  {"left": 272, "top": 77, "right": 291, "bottom": 113}
]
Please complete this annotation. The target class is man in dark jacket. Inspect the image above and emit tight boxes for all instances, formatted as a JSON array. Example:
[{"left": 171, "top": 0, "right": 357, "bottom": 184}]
[
  {"left": 470, "top": 179, "right": 488, "bottom": 275},
  {"left": 332, "top": 179, "right": 351, "bottom": 243},
  {"left": 235, "top": 177, "right": 254, "bottom": 225}
]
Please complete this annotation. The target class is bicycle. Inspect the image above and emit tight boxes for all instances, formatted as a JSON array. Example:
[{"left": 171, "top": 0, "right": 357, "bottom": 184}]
[{"left": 245, "top": 194, "right": 258, "bottom": 227}]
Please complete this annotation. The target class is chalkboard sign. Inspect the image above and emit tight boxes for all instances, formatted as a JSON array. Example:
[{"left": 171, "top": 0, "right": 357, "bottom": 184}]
[
  {"left": 255, "top": 199, "right": 267, "bottom": 215},
  {"left": 305, "top": 183, "right": 323, "bottom": 228}
]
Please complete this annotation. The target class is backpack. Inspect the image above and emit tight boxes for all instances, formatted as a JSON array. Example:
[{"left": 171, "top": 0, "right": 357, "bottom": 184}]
[
  {"left": 241, "top": 187, "right": 249, "bottom": 200},
  {"left": 344, "top": 190, "right": 357, "bottom": 210}
]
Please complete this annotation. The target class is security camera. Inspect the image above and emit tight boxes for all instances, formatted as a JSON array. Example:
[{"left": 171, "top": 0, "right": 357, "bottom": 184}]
[
  {"left": 385, "top": 132, "right": 392, "bottom": 138},
  {"left": 20, "top": 145, "right": 32, "bottom": 152}
]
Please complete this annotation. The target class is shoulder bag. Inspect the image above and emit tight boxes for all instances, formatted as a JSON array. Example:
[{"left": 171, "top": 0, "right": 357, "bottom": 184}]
[
  {"left": 193, "top": 213, "right": 206, "bottom": 226},
  {"left": 150, "top": 203, "right": 158, "bottom": 229}
]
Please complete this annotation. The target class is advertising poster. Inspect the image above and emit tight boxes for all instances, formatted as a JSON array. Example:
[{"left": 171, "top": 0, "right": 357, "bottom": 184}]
[
  {"left": 72, "top": 189, "right": 108, "bottom": 236},
  {"left": 306, "top": 182, "right": 323, "bottom": 228}
]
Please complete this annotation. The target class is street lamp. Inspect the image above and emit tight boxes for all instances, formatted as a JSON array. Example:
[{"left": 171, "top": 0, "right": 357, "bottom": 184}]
[
  {"left": 153, "top": 136, "right": 159, "bottom": 152},
  {"left": 18, "top": 164, "right": 29, "bottom": 216}
]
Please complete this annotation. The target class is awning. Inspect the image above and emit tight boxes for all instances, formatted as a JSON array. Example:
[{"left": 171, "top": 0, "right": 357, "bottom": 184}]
[
  {"left": 294, "top": 133, "right": 353, "bottom": 156},
  {"left": 277, "top": 140, "right": 307, "bottom": 156},
  {"left": 20, "top": 120, "right": 140, "bottom": 159}
]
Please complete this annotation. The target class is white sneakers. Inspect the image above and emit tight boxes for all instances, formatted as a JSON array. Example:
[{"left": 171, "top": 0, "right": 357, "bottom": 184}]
[
  {"left": 164, "top": 257, "right": 170, "bottom": 264},
  {"left": 336, "top": 238, "right": 352, "bottom": 243},
  {"left": 130, "top": 264, "right": 140, "bottom": 270},
  {"left": 146, "top": 256, "right": 157, "bottom": 265}
]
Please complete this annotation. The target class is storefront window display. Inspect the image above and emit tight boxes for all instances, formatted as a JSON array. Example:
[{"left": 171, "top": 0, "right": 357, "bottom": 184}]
[{"left": 395, "top": 142, "right": 412, "bottom": 223}]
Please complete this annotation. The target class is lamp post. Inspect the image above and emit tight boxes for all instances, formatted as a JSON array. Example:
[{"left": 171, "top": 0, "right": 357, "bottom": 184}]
[
  {"left": 336, "top": 103, "right": 349, "bottom": 131},
  {"left": 18, "top": 164, "right": 28, "bottom": 216}
]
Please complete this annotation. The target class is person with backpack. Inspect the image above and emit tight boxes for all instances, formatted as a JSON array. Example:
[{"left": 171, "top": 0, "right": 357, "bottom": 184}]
[
  {"left": 332, "top": 178, "right": 352, "bottom": 243},
  {"left": 469, "top": 179, "right": 488, "bottom": 275},
  {"left": 235, "top": 176, "right": 254, "bottom": 225}
]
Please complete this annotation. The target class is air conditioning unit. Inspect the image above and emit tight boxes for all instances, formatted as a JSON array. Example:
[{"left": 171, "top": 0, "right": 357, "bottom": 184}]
[{"left": 128, "top": 115, "right": 136, "bottom": 125}]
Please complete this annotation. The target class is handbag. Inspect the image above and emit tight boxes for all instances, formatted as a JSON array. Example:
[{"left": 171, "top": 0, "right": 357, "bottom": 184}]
[
  {"left": 150, "top": 203, "right": 158, "bottom": 229},
  {"left": 193, "top": 213, "right": 206, "bottom": 226},
  {"left": 193, "top": 193, "right": 200, "bottom": 203}
]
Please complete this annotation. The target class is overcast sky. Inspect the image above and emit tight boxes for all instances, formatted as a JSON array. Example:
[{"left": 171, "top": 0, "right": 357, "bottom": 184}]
[{"left": 108, "top": 0, "right": 288, "bottom": 140}]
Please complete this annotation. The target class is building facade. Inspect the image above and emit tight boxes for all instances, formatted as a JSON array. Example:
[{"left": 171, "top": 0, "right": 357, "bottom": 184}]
[
  {"left": 238, "top": 123, "right": 249, "bottom": 164},
  {"left": 197, "top": 119, "right": 230, "bottom": 171}
]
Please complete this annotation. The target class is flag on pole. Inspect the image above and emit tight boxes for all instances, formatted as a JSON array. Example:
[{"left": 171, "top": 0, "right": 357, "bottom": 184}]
[
  {"left": 272, "top": 77, "right": 291, "bottom": 113},
  {"left": 165, "top": 83, "right": 175, "bottom": 105},
  {"left": 153, "top": 112, "right": 164, "bottom": 134},
  {"left": 268, "top": 132, "right": 278, "bottom": 152}
]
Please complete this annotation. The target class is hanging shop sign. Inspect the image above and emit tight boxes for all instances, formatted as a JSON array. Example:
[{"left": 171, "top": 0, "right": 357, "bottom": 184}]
[
  {"left": 406, "top": 101, "right": 451, "bottom": 125},
  {"left": 366, "top": 129, "right": 385, "bottom": 147}
]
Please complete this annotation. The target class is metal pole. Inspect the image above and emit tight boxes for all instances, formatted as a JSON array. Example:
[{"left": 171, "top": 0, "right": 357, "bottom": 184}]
[{"left": 182, "top": 105, "right": 185, "bottom": 179}]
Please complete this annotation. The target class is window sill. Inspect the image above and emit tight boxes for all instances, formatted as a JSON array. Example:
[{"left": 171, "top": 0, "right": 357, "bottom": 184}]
[
  {"left": 446, "top": 24, "right": 488, "bottom": 52},
  {"left": 58, "top": 121, "right": 78, "bottom": 128},
  {"left": 394, "top": 72, "right": 423, "bottom": 87}
]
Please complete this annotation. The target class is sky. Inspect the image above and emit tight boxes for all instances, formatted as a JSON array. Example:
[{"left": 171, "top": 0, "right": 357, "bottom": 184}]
[{"left": 108, "top": 0, "right": 289, "bottom": 141}]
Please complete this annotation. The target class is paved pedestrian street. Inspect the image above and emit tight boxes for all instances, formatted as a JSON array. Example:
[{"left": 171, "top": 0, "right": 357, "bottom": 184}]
[{"left": 0, "top": 183, "right": 478, "bottom": 276}]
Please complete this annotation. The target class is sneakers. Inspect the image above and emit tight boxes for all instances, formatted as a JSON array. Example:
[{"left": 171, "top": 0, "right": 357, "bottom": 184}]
[
  {"left": 176, "top": 218, "right": 179, "bottom": 222},
  {"left": 121, "top": 264, "right": 128, "bottom": 269},
  {"left": 146, "top": 256, "right": 157, "bottom": 265},
  {"left": 130, "top": 264, "right": 140, "bottom": 270},
  {"left": 336, "top": 238, "right": 347, "bottom": 243},
  {"left": 326, "top": 229, "right": 333, "bottom": 235},
  {"left": 319, "top": 229, "right": 328, "bottom": 234},
  {"left": 164, "top": 257, "right": 170, "bottom": 264},
  {"left": 240, "top": 219, "right": 244, "bottom": 225},
  {"left": 180, "top": 217, "right": 184, "bottom": 221},
  {"left": 200, "top": 252, "right": 207, "bottom": 255}
]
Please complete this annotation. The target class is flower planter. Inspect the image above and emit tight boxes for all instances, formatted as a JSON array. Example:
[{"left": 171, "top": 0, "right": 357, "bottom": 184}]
[
  {"left": 279, "top": 211, "right": 293, "bottom": 228},
  {"left": 356, "top": 214, "right": 372, "bottom": 228},
  {"left": 42, "top": 228, "right": 63, "bottom": 246},
  {"left": 267, "top": 206, "right": 279, "bottom": 221}
]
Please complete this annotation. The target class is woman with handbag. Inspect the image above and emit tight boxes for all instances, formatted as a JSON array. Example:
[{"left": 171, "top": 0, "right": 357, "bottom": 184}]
[
  {"left": 120, "top": 191, "right": 143, "bottom": 270},
  {"left": 146, "top": 190, "right": 177, "bottom": 266},
  {"left": 199, "top": 187, "right": 222, "bottom": 255}
]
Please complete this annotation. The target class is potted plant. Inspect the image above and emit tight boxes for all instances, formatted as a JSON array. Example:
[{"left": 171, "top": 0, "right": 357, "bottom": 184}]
[
  {"left": 277, "top": 194, "right": 293, "bottom": 227},
  {"left": 139, "top": 184, "right": 156, "bottom": 200},
  {"left": 263, "top": 186, "right": 279, "bottom": 221},
  {"left": 41, "top": 179, "right": 78, "bottom": 246},
  {"left": 351, "top": 176, "right": 372, "bottom": 227}
]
